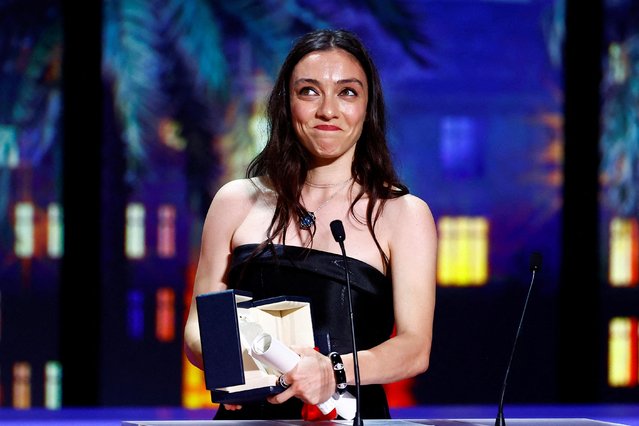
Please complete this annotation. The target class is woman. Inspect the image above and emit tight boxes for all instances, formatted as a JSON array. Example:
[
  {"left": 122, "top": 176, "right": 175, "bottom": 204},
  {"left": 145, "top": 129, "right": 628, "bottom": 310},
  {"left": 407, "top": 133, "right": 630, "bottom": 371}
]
[{"left": 184, "top": 28, "right": 437, "bottom": 420}]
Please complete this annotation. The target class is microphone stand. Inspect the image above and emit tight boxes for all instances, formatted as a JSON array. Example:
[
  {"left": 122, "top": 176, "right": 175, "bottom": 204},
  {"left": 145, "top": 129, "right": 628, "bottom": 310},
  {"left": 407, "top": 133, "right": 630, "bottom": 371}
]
[
  {"left": 330, "top": 220, "right": 363, "bottom": 426},
  {"left": 495, "top": 252, "right": 542, "bottom": 426}
]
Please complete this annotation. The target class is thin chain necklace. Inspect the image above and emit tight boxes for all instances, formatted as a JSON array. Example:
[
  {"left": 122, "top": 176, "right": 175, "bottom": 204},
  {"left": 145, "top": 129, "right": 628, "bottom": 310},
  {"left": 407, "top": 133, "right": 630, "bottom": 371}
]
[
  {"left": 304, "top": 177, "right": 351, "bottom": 188},
  {"left": 299, "top": 177, "right": 352, "bottom": 230}
]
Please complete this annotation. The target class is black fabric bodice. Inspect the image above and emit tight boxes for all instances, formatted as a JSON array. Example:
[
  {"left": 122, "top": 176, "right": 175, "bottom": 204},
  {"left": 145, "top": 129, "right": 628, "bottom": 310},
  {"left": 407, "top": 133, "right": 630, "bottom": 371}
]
[
  {"left": 228, "top": 243, "right": 395, "bottom": 355},
  {"left": 214, "top": 243, "right": 395, "bottom": 420}
]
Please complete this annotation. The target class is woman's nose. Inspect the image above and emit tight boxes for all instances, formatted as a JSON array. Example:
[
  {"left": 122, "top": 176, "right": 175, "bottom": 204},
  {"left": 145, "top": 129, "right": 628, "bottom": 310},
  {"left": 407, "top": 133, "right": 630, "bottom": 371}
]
[{"left": 317, "top": 96, "right": 337, "bottom": 119}]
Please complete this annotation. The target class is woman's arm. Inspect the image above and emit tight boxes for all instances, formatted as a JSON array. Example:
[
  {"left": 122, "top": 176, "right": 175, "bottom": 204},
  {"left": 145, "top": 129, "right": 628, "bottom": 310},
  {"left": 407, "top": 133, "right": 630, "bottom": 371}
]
[
  {"left": 343, "top": 194, "right": 437, "bottom": 385},
  {"left": 183, "top": 179, "right": 258, "bottom": 370}
]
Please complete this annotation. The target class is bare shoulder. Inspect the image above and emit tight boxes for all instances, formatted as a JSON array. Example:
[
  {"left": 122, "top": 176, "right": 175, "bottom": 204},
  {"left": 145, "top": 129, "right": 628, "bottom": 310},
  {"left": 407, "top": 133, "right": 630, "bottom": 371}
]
[
  {"left": 378, "top": 194, "right": 437, "bottom": 269},
  {"left": 201, "top": 177, "right": 274, "bottom": 243},
  {"left": 212, "top": 177, "right": 274, "bottom": 208},
  {"left": 384, "top": 193, "right": 434, "bottom": 221},
  {"left": 214, "top": 177, "right": 259, "bottom": 200},
  {"left": 379, "top": 193, "right": 437, "bottom": 239}
]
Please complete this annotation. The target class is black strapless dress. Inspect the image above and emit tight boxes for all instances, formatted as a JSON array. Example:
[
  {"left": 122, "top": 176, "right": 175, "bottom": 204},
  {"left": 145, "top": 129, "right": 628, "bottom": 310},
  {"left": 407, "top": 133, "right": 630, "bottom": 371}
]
[{"left": 213, "top": 243, "right": 395, "bottom": 420}]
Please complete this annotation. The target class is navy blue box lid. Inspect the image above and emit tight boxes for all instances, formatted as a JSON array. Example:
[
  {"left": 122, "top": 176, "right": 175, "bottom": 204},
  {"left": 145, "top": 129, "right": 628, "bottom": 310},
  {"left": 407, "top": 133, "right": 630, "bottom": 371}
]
[{"left": 196, "top": 289, "right": 246, "bottom": 389}]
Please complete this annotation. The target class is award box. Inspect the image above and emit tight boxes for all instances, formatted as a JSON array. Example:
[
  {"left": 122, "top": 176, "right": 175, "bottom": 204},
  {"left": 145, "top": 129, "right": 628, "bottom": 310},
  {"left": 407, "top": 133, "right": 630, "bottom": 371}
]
[{"left": 196, "top": 289, "right": 315, "bottom": 404}]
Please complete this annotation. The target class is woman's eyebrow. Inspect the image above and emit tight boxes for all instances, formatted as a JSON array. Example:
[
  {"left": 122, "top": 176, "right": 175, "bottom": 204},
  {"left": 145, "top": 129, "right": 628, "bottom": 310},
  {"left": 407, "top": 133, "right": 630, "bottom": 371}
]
[
  {"left": 292, "top": 78, "right": 320, "bottom": 86},
  {"left": 292, "top": 77, "right": 364, "bottom": 87},
  {"left": 337, "top": 78, "right": 364, "bottom": 87}
]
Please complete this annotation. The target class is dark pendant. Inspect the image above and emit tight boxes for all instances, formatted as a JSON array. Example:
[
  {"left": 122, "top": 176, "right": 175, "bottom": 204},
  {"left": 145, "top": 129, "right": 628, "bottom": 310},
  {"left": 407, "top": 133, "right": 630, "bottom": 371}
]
[{"left": 299, "top": 212, "right": 316, "bottom": 230}]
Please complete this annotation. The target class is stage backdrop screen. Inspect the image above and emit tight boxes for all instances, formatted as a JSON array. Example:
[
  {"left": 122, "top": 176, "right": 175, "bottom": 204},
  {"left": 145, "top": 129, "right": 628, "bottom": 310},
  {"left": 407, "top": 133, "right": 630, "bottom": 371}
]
[
  {"left": 0, "top": 0, "right": 566, "bottom": 409},
  {"left": 101, "top": 0, "right": 564, "bottom": 406}
]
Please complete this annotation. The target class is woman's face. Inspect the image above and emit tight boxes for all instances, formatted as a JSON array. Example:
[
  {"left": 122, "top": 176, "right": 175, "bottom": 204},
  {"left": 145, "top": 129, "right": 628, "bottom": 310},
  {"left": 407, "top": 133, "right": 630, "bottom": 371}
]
[{"left": 289, "top": 48, "right": 368, "bottom": 163}]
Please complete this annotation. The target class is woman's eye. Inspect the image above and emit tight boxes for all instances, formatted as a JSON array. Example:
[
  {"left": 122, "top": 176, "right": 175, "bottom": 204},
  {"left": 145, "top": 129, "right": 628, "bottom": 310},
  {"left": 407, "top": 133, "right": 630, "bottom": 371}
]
[
  {"left": 299, "top": 87, "right": 318, "bottom": 96},
  {"left": 340, "top": 88, "right": 357, "bottom": 96}
]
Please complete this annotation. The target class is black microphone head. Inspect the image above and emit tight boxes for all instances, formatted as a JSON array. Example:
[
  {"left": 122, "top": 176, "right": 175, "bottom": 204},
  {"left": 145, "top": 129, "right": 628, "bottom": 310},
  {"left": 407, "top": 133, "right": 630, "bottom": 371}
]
[
  {"left": 330, "top": 220, "right": 346, "bottom": 242},
  {"left": 529, "top": 251, "right": 542, "bottom": 272}
]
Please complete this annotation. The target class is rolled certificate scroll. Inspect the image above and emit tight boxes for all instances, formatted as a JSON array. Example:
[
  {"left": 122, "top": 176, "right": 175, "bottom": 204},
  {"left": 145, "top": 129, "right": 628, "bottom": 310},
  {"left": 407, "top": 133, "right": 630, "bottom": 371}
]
[
  {"left": 248, "top": 332, "right": 356, "bottom": 419},
  {"left": 250, "top": 332, "right": 300, "bottom": 375}
]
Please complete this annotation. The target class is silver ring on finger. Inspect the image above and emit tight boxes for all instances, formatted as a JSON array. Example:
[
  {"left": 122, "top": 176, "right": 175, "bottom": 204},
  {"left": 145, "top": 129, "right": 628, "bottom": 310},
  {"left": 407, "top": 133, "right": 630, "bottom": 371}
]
[{"left": 278, "top": 374, "right": 290, "bottom": 389}]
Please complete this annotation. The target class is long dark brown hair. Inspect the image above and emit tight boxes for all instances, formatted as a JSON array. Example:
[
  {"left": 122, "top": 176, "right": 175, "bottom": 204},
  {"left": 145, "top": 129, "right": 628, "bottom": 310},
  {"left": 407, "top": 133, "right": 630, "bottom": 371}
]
[{"left": 246, "top": 28, "right": 408, "bottom": 271}]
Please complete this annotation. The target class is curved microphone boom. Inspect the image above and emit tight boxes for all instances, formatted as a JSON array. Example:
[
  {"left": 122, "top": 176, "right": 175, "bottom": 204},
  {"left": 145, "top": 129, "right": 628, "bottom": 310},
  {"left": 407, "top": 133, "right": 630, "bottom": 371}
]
[
  {"left": 330, "top": 220, "right": 363, "bottom": 426},
  {"left": 495, "top": 251, "right": 542, "bottom": 426}
]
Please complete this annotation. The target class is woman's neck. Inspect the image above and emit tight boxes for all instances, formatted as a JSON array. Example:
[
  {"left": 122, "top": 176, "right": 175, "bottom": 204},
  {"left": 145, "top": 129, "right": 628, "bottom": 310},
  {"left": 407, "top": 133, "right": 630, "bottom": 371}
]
[{"left": 305, "top": 165, "right": 352, "bottom": 188}]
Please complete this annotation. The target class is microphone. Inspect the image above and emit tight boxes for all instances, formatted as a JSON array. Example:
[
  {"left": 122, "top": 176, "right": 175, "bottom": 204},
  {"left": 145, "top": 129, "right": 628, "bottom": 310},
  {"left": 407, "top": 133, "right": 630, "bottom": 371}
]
[
  {"left": 495, "top": 251, "right": 542, "bottom": 426},
  {"left": 330, "top": 219, "right": 363, "bottom": 426}
]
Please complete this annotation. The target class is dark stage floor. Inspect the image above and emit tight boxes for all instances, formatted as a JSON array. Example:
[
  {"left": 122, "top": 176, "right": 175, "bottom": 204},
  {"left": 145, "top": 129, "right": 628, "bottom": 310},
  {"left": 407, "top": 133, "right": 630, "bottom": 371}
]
[{"left": 0, "top": 404, "right": 638, "bottom": 425}]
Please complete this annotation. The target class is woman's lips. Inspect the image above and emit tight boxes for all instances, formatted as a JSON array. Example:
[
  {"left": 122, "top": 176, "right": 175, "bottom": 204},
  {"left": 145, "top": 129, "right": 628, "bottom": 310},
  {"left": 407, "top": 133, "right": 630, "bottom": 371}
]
[{"left": 315, "top": 124, "right": 341, "bottom": 131}]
